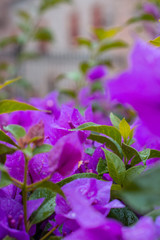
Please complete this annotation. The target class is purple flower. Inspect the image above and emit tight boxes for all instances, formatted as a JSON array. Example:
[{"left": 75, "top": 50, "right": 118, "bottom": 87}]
[
  {"left": 108, "top": 40, "right": 160, "bottom": 137},
  {"left": 0, "top": 197, "right": 29, "bottom": 240},
  {"left": 0, "top": 197, "right": 44, "bottom": 239},
  {"left": 61, "top": 189, "right": 122, "bottom": 240},
  {"left": 143, "top": 3, "right": 160, "bottom": 20},
  {"left": 55, "top": 178, "right": 124, "bottom": 234},
  {"left": 87, "top": 65, "right": 108, "bottom": 82},
  {"left": 48, "top": 133, "right": 83, "bottom": 177},
  {"left": 122, "top": 217, "right": 158, "bottom": 240}
]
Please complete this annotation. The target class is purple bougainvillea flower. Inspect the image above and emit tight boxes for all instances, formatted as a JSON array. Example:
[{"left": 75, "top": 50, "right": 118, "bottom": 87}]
[
  {"left": 122, "top": 217, "right": 158, "bottom": 240},
  {"left": 0, "top": 197, "right": 29, "bottom": 240},
  {"left": 30, "top": 91, "right": 60, "bottom": 120},
  {"left": 87, "top": 65, "right": 108, "bottom": 82},
  {"left": 155, "top": 216, "right": 160, "bottom": 237},
  {"left": 61, "top": 189, "right": 122, "bottom": 240},
  {"left": 48, "top": 105, "right": 90, "bottom": 144},
  {"left": 0, "top": 197, "right": 44, "bottom": 239},
  {"left": 55, "top": 178, "right": 124, "bottom": 232},
  {"left": 48, "top": 132, "right": 83, "bottom": 177},
  {"left": 108, "top": 40, "right": 160, "bottom": 137}
]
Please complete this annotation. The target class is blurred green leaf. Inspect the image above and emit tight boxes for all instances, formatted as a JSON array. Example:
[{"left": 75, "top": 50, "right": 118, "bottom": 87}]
[
  {"left": 60, "top": 89, "right": 76, "bottom": 98},
  {"left": 80, "top": 62, "right": 90, "bottom": 74},
  {"left": 127, "top": 14, "right": 156, "bottom": 25},
  {"left": 102, "top": 148, "right": 126, "bottom": 185},
  {"left": 34, "top": 27, "right": 53, "bottom": 42},
  {"left": 0, "top": 77, "right": 21, "bottom": 90},
  {"left": 0, "top": 100, "right": 39, "bottom": 114},
  {"left": 120, "top": 165, "right": 160, "bottom": 214},
  {"left": 124, "top": 165, "right": 145, "bottom": 185},
  {"left": 98, "top": 40, "right": 128, "bottom": 53},
  {"left": 147, "top": 209, "right": 160, "bottom": 220},
  {"left": 17, "top": 10, "right": 31, "bottom": 21},
  {"left": 4, "top": 124, "right": 26, "bottom": 140},
  {"left": 0, "top": 36, "right": 18, "bottom": 48},
  {"left": 73, "top": 122, "right": 121, "bottom": 145},
  {"left": 33, "top": 144, "right": 52, "bottom": 156},
  {"left": 39, "top": 0, "right": 71, "bottom": 12},
  {"left": 93, "top": 27, "right": 121, "bottom": 41},
  {"left": 150, "top": 36, "right": 160, "bottom": 47},
  {"left": 77, "top": 38, "right": 92, "bottom": 49}
]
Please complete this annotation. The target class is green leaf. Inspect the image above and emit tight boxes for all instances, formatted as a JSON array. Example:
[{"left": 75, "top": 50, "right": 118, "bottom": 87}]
[
  {"left": 80, "top": 62, "right": 90, "bottom": 74},
  {"left": 0, "top": 100, "right": 39, "bottom": 114},
  {"left": 119, "top": 118, "right": 131, "bottom": 142},
  {"left": 60, "top": 89, "right": 76, "bottom": 98},
  {"left": 0, "top": 164, "right": 12, "bottom": 188},
  {"left": 150, "top": 36, "right": 160, "bottom": 47},
  {"left": 33, "top": 181, "right": 65, "bottom": 198},
  {"left": 0, "top": 77, "right": 21, "bottom": 90},
  {"left": 93, "top": 27, "right": 121, "bottom": 41},
  {"left": 124, "top": 165, "right": 145, "bottom": 186},
  {"left": 139, "top": 149, "right": 151, "bottom": 164},
  {"left": 0, "top": 144, "right": 16, "bottom": 155},
  {"left": 102, "top": 148, "right": 126, "bottom": 185},
  {"left": 39, "top": 0, "right": 71, "bottom": 12},
  {"left": 57, "top": 173, "right": 102, "bottom": 188},
  {"left": 17, "top": 10, "right": 31, "bottom": 21},
  {"left": 110, "top": 112, "right": 121, "bottom": 129},
  {"left": 97, "top": 158, "right": 108, "bottom": 175},
  {"left": 29, "top": 188, "right": 56, "bottom": 224},
  {"left": 98, "top": 40, "right": 128, "bottom": 53},
  {"left": 34, "top": 27, "right": 53, "bottom": 42},
  {"left": 0, "top": 130, "right": 18, "bottom": 147},
  {"left": 73, "top": 122, "right": 121, "bottom": 145},
  {"left": 122, "top": 143, "right": 142, "bottom": 166},
  {"left": 108, "top": 207, "right": 138, "bottom": 226},
  {"left": 127, "top": 14, "right": 156, "bottom": 25},
  {"left": 147, "top": 209, "right": 160, "bottom": 220},
  {"left": 4, "top": 124, "right": 26, "bottom": 140},
  {"left": 33, "top": 144, "right": 52, "bottom": 156},
  {"left": 0, "top": 36, "right": 18, "bottom": 48},
  {"left": 120, "top": 165, "right": 160, "bottom": 214},
  {"left": 3, "top": 237, "right": 16, "bottom": 240},
  {"left": 148, "top": 149, "right": 160, "bottom": 159},
  {"left": 85, "top": 147, "right": 95, "bottom": 155},
  {"left": 77, "top": 38, "right": 92, "bottom": 49},
  {"left": 88, "top": 134, "right": 122, "bottom": 158}
]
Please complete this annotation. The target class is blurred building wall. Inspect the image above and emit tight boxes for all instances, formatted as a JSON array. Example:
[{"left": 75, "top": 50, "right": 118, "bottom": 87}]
[{"left": 0, "top": 0, "right": 140, "bottom": 96}]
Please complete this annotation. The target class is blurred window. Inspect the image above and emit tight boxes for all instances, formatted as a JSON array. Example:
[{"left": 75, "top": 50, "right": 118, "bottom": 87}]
[
  {"left": 69, "top": 10, "right": 79, "bottom": 46},
  {"left": 92, "top": 3, "right": 105, "bottom": 28}
]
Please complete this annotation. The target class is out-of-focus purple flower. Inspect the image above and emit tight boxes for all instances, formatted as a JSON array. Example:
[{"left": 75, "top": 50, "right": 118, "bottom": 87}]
[
  {"left": 87, "top": 65, "right": 108, "bottom": 82},
  {"left": 143, "top": 2, "right": 160, "bottom": 20},
  {"left": 108, "top": 40, "right": 160, "bottom": 137},
  {"left": 30, "top": 91, "right": 60, "bottom": 120},
  {"left": 61, "top": 189, "right": 122, "bottom": 240},
  {"left": 122, "top": 217, "right": 158, "bottom": 240},
  {"left": 48, "top": 133, "right": 83, "bottom": 177},
  {"left": 55, "top": 178, "right": 124, "bottom": 233}
]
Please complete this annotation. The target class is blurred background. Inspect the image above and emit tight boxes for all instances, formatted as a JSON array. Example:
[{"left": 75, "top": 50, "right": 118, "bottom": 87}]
[{"left": 0, "top": 0, "right": 159, "bottom": 99}]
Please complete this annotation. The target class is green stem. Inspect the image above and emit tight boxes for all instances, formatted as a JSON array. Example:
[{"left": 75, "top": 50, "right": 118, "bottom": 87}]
[
  {"left": 40, "top": 225, "right": 59, "bottom": 240},
  {"left": 11, "top": 177, "right": 23, "bottom": 188},
  {"left": 22, "top": 156, "right": 29, "bottom": 232},
  {"left": 27, "top": 175, "right": 51, "bottom": 191}
]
